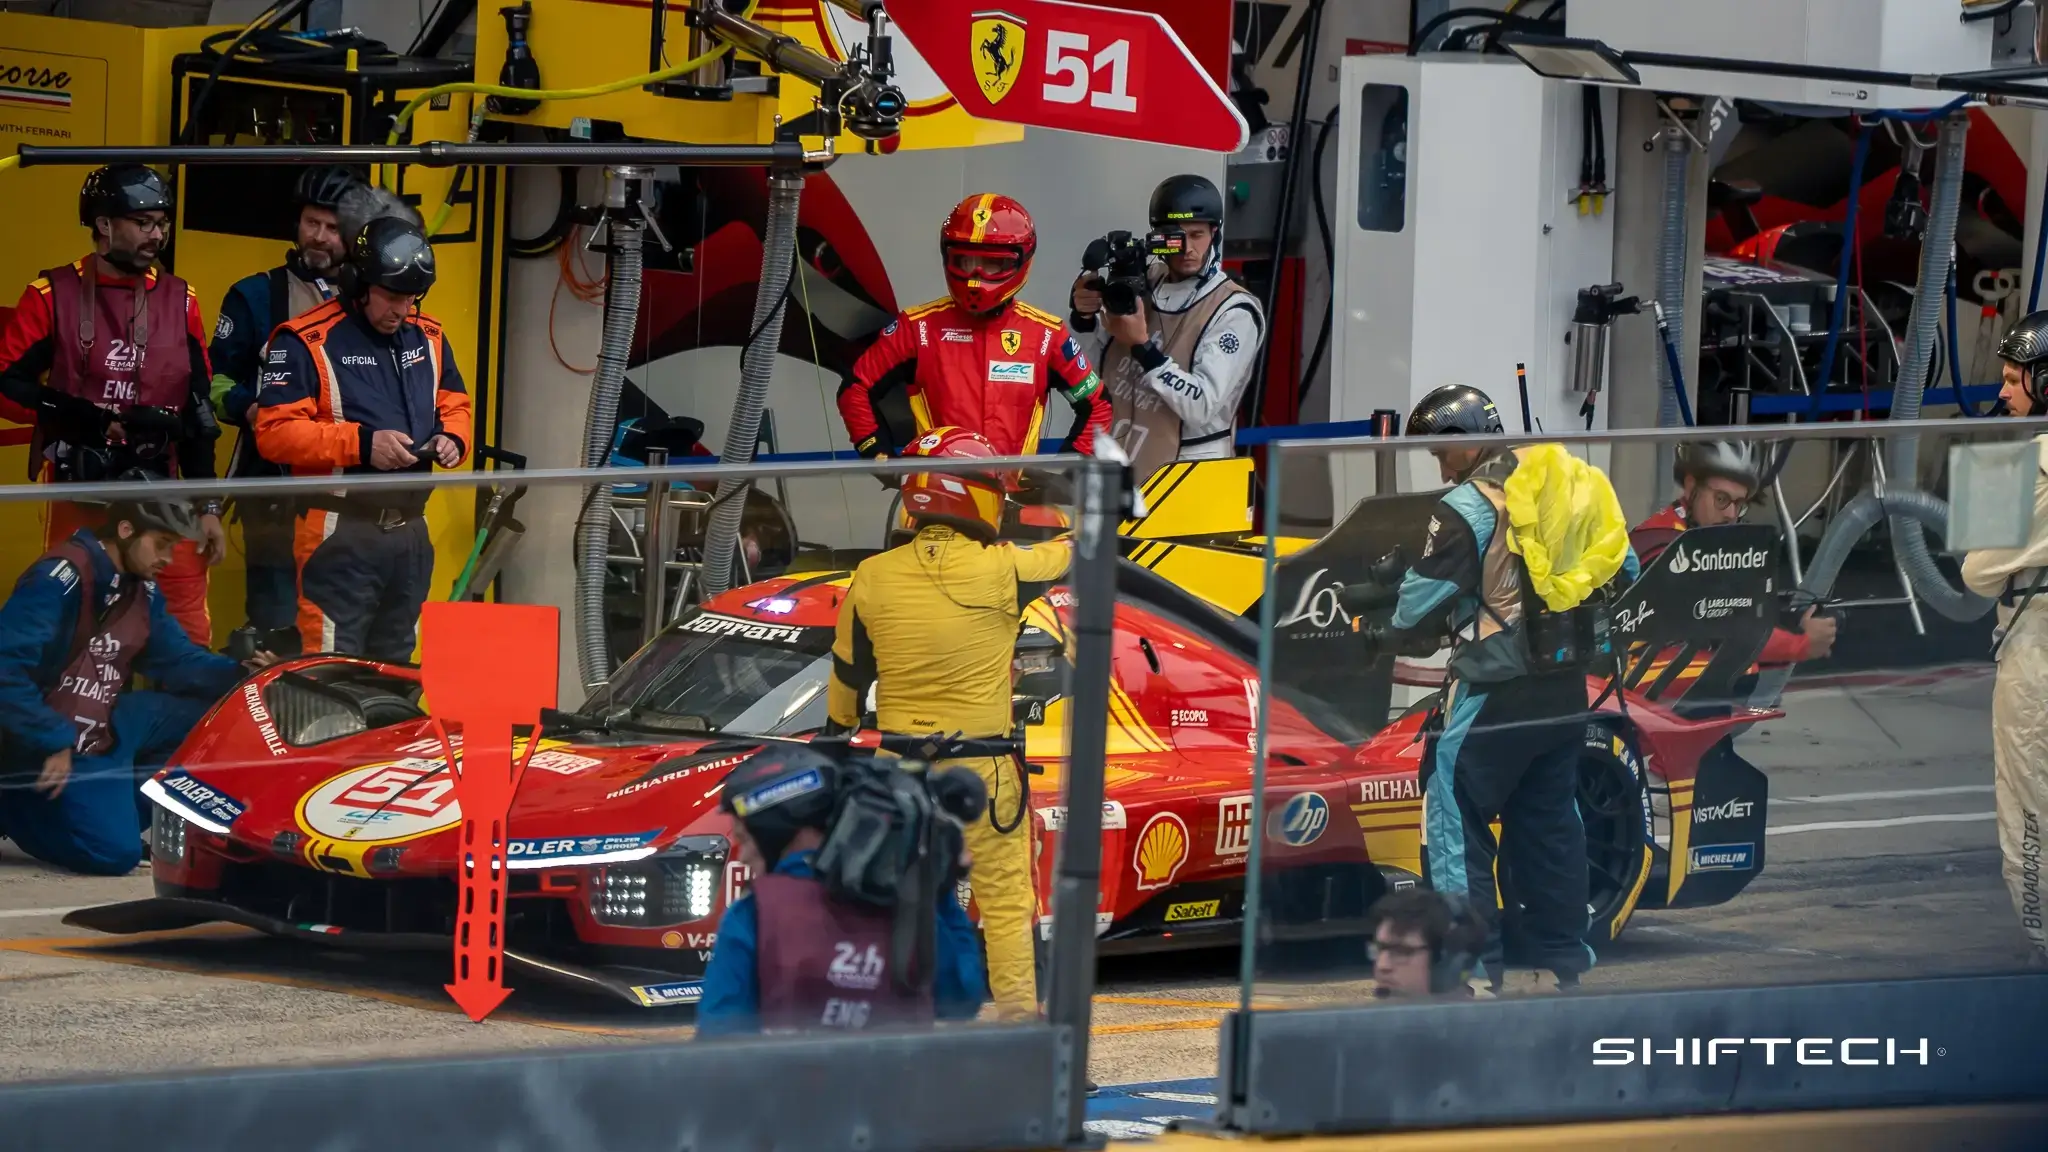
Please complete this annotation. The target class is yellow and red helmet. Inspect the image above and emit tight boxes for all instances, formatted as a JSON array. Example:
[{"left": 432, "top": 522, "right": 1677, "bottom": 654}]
[
  {"left": 900, "top": 426, "right": 1005, "bottom": 541},
  {"left": 939, "top": 193, "right": 1035, "bottom": 316}
]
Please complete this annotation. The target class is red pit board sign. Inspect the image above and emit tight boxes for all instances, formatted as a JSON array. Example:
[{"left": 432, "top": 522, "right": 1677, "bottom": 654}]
[{"left": 887, "top": 0, "right": 1250, "bottom": 154}]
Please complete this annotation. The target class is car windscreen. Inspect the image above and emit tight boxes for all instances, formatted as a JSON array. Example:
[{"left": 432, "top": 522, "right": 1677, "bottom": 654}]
[{"left": 590, "top": 624, "right": 836, "bottom": 737}]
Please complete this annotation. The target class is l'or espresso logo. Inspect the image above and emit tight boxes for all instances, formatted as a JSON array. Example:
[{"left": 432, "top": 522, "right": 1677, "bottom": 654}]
[{"left": 0, "top": 59, "right": 74, "bottom": 113}]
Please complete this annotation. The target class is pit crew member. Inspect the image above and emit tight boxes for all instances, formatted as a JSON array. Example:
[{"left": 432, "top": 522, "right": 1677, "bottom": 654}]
[
  {"left": 825, "top": 427, "right": 1071, "bottom": 1020},
  {"left": 696, "top": 745, "right": 987, "bottom": 1036},
  {"left": 1383, "top": 385, "right": 1635, "bottom": 988},
  {"left": 0, "top": 489, "right": 273, "bottom": 875},
  {"left": 1961, "top": 311, "right": 2048, "bottom": 963},
  {"left": 0, "top": 165, "right": 225, "bottom": 645},
  {"left": 255, "top": 190, "right": 472, "bottom": 661},
  {"left": 1630, "top": 439, "right": 1837, "bottom": 664},
  {"left": 209, "top": 165, "right": 363, "bottom": 655},
  {"left": 1069, "top": 174, "right": 1265, "bottom": 483},
  {"left": 1368, "top": 889, "right": 1488, "bottom": 999},
  {"left": 838, "top": 194, "right": 1108, "bottom": 461}
]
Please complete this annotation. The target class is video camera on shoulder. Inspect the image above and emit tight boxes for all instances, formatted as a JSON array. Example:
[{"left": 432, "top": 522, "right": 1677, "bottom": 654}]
[{"left": 1081, "top": 227, "right": 1184, "bottom": 316}]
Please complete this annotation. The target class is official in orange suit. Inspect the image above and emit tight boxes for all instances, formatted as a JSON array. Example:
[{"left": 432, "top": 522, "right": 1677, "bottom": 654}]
[{"left": 254, "top": 193, "right": 471, "bottom": 661}]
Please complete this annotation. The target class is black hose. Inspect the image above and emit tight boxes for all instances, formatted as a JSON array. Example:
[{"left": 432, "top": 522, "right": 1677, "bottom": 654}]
[
  {"left": 179, "top": 0, "right": 319, "bottom": 146},
  {"left": 1246, "top": 0, "right": 1325, "bottom": 429},
  {"left": 509, "top": 167, "right": 579, "bottom": 258},
  {"left": 1298, "top": 106, "right": 1340, "bottom": 407},
  {"left": 1408, "top": 7, "right": 1557, "bottom": 55}
]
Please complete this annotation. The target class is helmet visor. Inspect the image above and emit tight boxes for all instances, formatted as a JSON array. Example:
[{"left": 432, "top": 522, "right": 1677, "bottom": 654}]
[{"left": 945, "top": 247, "right": 1023, "bottom": 282}]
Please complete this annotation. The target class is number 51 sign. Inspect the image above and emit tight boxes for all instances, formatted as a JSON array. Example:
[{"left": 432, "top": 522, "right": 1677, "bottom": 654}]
[{"left": 886, "top": 0, "right": 1249, "bottom": 154}]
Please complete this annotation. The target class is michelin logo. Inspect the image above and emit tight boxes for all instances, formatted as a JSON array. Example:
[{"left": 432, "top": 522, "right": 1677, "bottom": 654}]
[
  {"left": 1690, "top": 842, "right": 1756, "bottom": 872},
  {"left": 1668, "top": 545, "right": 1770, "bottom": 575}
]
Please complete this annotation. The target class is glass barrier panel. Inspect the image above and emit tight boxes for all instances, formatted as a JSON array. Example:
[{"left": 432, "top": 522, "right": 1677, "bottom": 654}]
[
  {"left": 1245, "top": 423, "right": 2046, "bottom": 1012},
  {"left": 0, "top": 456, "right": 1096, "bottom": 1079}
]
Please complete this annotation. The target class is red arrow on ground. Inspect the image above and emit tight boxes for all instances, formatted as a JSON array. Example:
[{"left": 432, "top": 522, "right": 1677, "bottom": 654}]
[
  {"left": 886, "top": 0, "right": 1250, "bottom": 153},
  {"left": 418, "top": 601, "right": 560, "bottom": 1022}
]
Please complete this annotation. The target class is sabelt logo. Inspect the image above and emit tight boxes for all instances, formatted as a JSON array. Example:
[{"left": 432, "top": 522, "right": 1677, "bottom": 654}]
[
  {"left": 1164, "top": 899, "right": 1220, "bottom": 923},
  {"left": 1668, "top": 545, "right": 1770, "bottom": 575}
]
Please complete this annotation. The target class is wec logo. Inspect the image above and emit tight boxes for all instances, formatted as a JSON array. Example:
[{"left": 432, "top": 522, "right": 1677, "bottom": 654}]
[{"left": 1668, "top": 545, "right": 1770, "bottom": 575}]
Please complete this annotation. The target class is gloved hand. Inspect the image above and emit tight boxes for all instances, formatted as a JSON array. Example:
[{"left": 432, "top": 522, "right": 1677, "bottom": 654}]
[
  {"left": 36, "top": 389, "right": 111, "bottom": 437},
  {"left": 117, "top": 405, "right": 184, "bottom": 440}
]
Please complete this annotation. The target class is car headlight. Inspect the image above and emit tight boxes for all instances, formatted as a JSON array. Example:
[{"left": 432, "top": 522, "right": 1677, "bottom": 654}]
[
  {"left": 589, "top": 834, "right": 727, "bottom": 928},
  {"left": 151, "top": 804, "right": 187, "bottom": 864}
]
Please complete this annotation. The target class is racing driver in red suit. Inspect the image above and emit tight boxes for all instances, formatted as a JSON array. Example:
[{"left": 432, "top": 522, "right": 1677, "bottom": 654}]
[
  {"left": 1631, "top": 440, "right": 1838, "bottom": 673},
  {"left": 838, "top": 194, "right": 1109, "bottom": 460}
]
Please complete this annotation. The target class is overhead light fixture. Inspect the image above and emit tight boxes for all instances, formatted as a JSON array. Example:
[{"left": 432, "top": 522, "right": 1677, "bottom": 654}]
[{"left": 1499, "top": 33, "right": 1641, "bottom": 87}]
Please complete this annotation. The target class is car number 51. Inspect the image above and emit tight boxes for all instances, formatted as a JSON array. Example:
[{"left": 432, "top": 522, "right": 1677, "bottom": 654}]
[{"left": 1044, "top": 31, "right": 1138, "bottom": 113}]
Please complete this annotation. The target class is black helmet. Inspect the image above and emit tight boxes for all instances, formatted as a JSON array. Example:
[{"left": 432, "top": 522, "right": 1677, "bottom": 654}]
[
  {"left": 345, "top": 216, "right": 437, "bottom": 299},
  {"left": 294, "top": 165, "right": 364, "bottom": 210},
  {"left": 1998, "top": 311, "right": 2048, "bottom": 372},
  {"left": 79, "top": 165, "right": 172, "bottom": 230},
  {"left": 1673, "top": 439, "right": 1762, "bottom": 490},
  {"left": 1406, "top": 385, "right": 1504, "bottom": 437},
  {"left": 1149, "top": 174, "right": 1225, "bottom": 229},
  {"left": 719, "top": 744, "right": 841, "bottom": 869}
]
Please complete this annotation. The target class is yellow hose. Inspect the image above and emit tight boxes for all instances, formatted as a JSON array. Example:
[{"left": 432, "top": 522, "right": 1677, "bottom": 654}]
[{"left": 0, "top": 155, "right": 18, "bottom": 174}]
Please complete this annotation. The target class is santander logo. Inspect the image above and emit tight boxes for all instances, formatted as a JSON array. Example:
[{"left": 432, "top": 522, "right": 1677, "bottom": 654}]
[{"left": 1669, "top": 545, "right": 1769, "bottom": 575}]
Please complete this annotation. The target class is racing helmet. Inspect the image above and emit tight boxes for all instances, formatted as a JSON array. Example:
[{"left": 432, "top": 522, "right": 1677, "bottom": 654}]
[
  {"left": 294, "top": 164, "right": 365, "bottom": 211},
  {"left": 343, "top": 216, "right": 437, "bottom": 300},
  {"left": 78, "top": 165, "right": 172, "bottom": 230},
  {"left": 719, "top": 744, "right": 842, "bottom": 869},
  {"left": 100, "top": 470, "right": 203, "bottom": 542},
  {"left": 1672, "top": 439, "right": 1762, "bottom": 492},
  {"left": 1149, "top": 174, "right": 1225, "bottom": 229},
  {"left": 939, "top": 193, "right": 1035, "bottom": 316},
  {"left": 900, "top": 426, "right": 1006, "bottom": 542},
  {"left": 1405, "top": 385, "right": 1504, "bottom": 437},
  {"left": 1997, "top": 310, "right": 2048, "bottom": 408}
]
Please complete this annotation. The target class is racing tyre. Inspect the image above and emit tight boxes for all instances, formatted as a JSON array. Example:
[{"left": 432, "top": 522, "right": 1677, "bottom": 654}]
[{"left": 1576, "top": 724, "right": 1653, "bottom": 942}]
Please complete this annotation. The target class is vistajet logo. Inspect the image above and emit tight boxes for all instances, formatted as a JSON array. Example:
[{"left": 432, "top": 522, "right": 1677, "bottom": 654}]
[
  {"left": 1668, "top": 545, "right": 1771, "bottom": 575},
  {"left": 1592, "top": 1037, "right": 1940, "bottom": 1066}
]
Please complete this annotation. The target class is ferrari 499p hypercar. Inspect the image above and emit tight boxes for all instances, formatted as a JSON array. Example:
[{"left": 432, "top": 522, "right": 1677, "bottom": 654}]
[{"left": 72, "top": 462, "right": 1782, "bottom": 1006}]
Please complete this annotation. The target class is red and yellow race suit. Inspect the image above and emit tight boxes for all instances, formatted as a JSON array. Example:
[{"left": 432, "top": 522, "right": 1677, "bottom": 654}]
[{"left": 838, "top": 296, "right": 1109, "bottom": 459}]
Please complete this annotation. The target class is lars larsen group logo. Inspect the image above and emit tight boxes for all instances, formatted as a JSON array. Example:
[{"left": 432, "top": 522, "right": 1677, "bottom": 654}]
[{"left": 1668, "top": 545, "right": 1771, "bottom": 575}]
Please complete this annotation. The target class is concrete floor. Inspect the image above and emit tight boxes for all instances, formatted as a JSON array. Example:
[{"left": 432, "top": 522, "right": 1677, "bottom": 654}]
[{"left": 0, "top": 667, "right": 2030, "bottom": 1102}]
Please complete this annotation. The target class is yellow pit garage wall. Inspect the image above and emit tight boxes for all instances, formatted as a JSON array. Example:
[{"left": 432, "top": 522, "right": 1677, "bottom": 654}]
[
  {"left": 468, "top": 0, "right": 1021, "bottom": 150},
  {"left": 0, "top": 12, "right": 506, "bottom": 647}
]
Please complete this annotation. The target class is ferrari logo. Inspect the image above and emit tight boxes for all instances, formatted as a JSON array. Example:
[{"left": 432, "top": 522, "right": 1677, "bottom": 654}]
[
  {"left": 1001, "top": 329, "right": 1022, "bottom": 356},
  {"left": 972, "top": 12, "right": 1027, "bottom": 105}
]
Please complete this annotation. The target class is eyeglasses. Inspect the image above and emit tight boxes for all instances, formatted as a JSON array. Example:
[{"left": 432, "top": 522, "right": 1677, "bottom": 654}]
[
  {"left": 1367, "top": 939, "right": 1431, "bottom": 962},
  {"left": 1698, "top": 488, "right": 1754, "bottom": 513},
  {"left": 123, "top": 217, "right": 172, "bottom": 236}
]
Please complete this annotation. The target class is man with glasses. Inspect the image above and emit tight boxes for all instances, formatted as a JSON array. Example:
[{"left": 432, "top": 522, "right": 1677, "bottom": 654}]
[
  {"left": 0, "top": 165, "right": 225, "bottom": 647},
  {"left": 1368, "top": 888, "right": 1489, "bottom": 999},
  {"left": 839, "top": 193, "right": 1109, "bottom": 462},
  {"left": 1630, "top": 440, "right": 1836, "bottom": 664}
]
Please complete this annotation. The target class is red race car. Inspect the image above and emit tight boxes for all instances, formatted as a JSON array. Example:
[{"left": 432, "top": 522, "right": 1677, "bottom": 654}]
[{"left": 72, "top": 475, "right": 1780, "bottom": 1006}]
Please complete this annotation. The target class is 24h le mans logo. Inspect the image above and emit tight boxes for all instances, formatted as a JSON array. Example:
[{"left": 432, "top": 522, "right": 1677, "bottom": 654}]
[{"left": 972, "top": 12, "right": 1027, "bottom": 105}]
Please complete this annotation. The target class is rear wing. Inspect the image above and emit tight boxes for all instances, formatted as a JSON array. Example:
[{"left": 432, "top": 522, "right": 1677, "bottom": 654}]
[
  {"left": 1266, "top": 491, "right": 1443, "bottom": 741},
  {"left": 1610, "top": 523, "right": 1780, "bottom": 710}
]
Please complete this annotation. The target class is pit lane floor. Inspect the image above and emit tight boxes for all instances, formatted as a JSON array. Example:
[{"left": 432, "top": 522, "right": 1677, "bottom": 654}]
[{"left": 0, "top": 668, "right": 2032, "bottom": 1111}]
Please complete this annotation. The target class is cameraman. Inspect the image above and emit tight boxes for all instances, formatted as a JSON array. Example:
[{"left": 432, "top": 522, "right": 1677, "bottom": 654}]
[
  {"left": 695, "top": 746, "right": 988, "bottom": 1037},
  {"left": 1069, "top": 175, "right": 1265, "bottom": 483}
]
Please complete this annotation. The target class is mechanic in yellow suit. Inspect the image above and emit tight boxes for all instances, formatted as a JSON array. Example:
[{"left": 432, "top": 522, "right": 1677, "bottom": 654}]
[
  {"left": 1961, "top": 313, "right": 2048, "bottom": 964},
  {"left": 826, "top": 426, "right": 1071, "bottom": 1019}
]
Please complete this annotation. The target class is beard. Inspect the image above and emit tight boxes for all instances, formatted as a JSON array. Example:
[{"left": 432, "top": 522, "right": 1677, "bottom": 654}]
[
  {"left": 300, "top": 246, "right": 341, "bottom": 275},
  {"left": 102, "top": 243, "right": 157, "bottom": 275}
]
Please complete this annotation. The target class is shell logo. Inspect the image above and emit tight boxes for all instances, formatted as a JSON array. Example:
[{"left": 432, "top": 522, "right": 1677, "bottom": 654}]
[{"left": 1133, "top": 812, "right": 1189, "bottom": 891}]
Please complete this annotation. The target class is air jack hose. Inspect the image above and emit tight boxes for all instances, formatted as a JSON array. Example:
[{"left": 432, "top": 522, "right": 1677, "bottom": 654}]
[
  {"left": 1749, "top": 488, "right": 1989, "bottom": 711},
  {"left": 1652, "top": 128, "right": 1692, "bottom": 485},
  {"left": 700, "top": 168, "right": 806, "bottom": 600},
  {"left": 1881, "top": 111, "right": 1988, "bottom": 623},
  {"left": 573, "top": 168, "right": 648, "bottom": 691}
]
